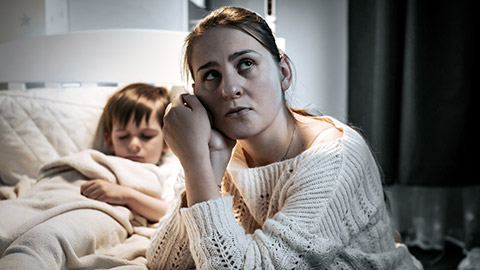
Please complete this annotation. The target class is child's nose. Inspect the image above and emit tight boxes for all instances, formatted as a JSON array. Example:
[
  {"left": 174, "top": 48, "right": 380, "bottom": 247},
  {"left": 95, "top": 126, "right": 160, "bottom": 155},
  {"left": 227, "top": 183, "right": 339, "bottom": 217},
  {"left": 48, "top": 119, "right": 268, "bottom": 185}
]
[{"left": 128, "top": 137, "right": 141, "bottom": 152}]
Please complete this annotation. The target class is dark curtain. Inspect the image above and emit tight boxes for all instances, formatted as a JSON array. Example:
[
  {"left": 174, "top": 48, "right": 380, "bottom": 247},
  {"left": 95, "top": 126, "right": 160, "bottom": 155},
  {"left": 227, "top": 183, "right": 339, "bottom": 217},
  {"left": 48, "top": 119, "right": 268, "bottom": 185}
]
[{"left": 347, "top": 0, "right": 475, "bottom": 186}]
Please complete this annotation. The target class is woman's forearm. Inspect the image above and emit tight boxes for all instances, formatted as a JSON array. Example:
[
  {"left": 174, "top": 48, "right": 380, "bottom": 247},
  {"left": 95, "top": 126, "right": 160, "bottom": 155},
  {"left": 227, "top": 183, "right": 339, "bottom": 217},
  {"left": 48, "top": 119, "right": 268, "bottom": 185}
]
[{"left": 183, "top": 157, "right": 221, "bottom": 207}]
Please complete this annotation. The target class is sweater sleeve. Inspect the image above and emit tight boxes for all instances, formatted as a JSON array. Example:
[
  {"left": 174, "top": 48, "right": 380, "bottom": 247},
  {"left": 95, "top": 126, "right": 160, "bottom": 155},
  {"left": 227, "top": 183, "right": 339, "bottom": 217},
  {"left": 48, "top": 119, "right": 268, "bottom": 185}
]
[
  {"left": 146, "top": 175, "right": 195, "bottom": 270},
  {"left": 178, "top": 135, "right": 422, "bottom": 269}
]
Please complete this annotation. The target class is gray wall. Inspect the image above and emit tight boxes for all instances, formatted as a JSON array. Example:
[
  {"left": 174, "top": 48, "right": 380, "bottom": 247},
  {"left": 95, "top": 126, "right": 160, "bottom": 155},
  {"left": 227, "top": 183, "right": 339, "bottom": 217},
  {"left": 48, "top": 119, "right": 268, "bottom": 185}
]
[
  {"left": 0, "top": 0, "right": 347, "bottom": 121},
  {"left": 208, "top": 0, "right": 348, "bottom": 121},
  {"left": 68, "top": 0, "right": 187, "bottom": 32},
  {"left": 277, "top": 0, "right": 347, "bottom": 121}
]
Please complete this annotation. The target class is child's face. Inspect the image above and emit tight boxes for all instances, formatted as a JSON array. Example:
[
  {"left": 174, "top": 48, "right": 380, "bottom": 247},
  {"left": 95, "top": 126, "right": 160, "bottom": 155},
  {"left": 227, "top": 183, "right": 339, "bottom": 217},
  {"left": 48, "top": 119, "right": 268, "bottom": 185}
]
[{"left": 106, "top": 113, "right": 166, "bottom": 164}]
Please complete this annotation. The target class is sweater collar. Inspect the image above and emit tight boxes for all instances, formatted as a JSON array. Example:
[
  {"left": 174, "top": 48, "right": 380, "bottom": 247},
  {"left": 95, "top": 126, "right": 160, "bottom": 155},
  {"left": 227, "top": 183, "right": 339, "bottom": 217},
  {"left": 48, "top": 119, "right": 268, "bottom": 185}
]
[{"left": 228, "top": 116, "right": 345, "bottom": 172}]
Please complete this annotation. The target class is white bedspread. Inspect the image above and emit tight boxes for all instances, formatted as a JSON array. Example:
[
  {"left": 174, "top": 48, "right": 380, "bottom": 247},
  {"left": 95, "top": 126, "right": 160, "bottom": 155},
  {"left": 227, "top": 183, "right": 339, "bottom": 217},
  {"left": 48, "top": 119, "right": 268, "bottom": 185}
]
[{"left": 0, "top": 149, "right": 179, "bottom": 269}]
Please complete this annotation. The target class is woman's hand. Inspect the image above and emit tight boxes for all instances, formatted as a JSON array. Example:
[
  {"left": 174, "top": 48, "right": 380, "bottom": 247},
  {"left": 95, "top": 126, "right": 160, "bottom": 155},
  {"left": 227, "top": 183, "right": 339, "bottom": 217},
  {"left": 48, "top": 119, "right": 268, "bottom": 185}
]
[
  {"left": 163, "top": 94, "right": 212, "bottom": 167},
  {"left": 163, "top": 94, "right": 236, "bottom": 206},
  {"left": 80, "top": 180, "right": 130, "bottom": 205},
  {"left": 164, "top": 94, "right": 235, "bottom": 175}
]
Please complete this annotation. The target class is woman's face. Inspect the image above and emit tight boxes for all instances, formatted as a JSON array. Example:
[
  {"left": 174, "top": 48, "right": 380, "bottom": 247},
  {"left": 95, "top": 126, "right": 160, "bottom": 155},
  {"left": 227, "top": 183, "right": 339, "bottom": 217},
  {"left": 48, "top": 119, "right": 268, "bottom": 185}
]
[{"left": 191, "top": 26, "right": 287, "bottom": 140}]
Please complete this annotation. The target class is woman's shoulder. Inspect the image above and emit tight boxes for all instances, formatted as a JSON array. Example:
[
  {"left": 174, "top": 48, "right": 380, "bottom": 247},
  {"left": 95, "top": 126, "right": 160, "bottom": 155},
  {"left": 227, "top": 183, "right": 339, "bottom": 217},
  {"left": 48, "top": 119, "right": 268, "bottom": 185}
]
[
  {"left": 304, "top": 117, "right": 383, "bottom": 196},
  {"left": 294, "top": 117, "right": 383, "bottom": 202},
  {"left": 228, "top": 116, "right": 372, "bottom": 177},
  {"left": 295, "top": 116, "right": 376, "bottom": 176},
  {"left": 300, "top": 115, "right": 369, "bottom": 151}
]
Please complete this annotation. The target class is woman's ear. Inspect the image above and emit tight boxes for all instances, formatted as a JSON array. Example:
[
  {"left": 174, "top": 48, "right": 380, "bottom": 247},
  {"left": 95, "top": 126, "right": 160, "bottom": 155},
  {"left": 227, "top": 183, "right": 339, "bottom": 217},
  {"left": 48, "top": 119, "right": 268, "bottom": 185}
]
[{"left": 280, "top": 56, "right": 293, "bottom": 91}]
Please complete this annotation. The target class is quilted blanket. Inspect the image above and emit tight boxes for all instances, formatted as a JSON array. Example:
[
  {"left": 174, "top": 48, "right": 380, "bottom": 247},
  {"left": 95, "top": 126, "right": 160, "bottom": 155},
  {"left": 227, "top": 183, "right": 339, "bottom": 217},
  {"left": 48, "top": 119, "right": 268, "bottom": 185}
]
[
  {"left": 0, "top": 149, "right": 179, "bottom": 269},
  {"left": 0, "top": 87, "right": 117, "bottom": 186}
]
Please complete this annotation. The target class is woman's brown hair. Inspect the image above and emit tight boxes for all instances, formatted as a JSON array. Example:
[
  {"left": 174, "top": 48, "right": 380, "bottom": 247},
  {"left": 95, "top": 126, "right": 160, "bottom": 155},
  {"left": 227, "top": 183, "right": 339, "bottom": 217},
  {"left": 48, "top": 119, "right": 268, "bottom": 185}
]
[
  {"left": 183, "top": 6, "right": 312, "bottom": 116},
  {"left": 183, "top": 6, "right": 284, "bottom": 82}
]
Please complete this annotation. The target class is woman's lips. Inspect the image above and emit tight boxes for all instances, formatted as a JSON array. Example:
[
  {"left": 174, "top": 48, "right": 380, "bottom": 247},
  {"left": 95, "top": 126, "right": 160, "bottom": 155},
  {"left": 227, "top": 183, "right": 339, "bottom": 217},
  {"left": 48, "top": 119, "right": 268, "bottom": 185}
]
[{"left": 225, "top": 107, "right": 251, "bottom": 118}]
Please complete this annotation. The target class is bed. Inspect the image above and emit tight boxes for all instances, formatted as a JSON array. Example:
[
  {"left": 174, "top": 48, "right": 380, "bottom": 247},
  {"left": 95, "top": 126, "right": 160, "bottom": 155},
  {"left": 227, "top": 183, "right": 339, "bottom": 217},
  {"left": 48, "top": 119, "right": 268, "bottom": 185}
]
[{"left": 0, "top": 29, "right": 188, "bottom": 269}]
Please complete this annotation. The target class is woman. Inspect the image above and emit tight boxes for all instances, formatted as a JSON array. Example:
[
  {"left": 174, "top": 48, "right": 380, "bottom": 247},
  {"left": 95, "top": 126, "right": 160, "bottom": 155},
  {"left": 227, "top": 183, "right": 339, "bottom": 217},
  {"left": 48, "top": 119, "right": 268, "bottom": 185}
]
[{"left": 147, "top": 6, "right": 422, "bottom": 269}]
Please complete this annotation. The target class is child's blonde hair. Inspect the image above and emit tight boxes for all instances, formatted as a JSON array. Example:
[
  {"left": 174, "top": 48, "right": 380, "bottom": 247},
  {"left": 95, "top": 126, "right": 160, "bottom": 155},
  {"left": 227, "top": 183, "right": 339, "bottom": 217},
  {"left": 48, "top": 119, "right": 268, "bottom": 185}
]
[{"left": 102, "top": 83, "right": 170, "bottom": 137}]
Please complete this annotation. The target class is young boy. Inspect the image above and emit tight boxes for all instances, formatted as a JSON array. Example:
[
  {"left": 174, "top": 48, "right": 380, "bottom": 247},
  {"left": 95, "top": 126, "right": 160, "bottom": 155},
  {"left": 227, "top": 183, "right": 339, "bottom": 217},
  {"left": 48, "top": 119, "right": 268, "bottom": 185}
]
[
  {"left": 0, "top": 83, "right": 180, "bottom": 269},
  {"left": 80, "top": 83, "right": 172, "bottom": 222}
]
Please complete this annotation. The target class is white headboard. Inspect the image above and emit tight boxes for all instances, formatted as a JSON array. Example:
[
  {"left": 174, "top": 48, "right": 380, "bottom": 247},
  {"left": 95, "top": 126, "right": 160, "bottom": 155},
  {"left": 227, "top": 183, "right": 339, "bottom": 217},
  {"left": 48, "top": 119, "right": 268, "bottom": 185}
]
[
  {"left": 0, "top": 29, "right": 189, "bottom": 186},
  {"left": 0, "top": 29, "right": 188, "bottom": 89}
]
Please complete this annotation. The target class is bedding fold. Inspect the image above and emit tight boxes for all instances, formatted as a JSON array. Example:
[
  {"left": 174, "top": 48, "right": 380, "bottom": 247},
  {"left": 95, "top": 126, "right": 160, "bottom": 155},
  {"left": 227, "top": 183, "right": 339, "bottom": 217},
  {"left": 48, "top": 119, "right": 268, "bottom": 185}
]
[{"left": 0, "top": 149, "right": 178, "bottom": 269}]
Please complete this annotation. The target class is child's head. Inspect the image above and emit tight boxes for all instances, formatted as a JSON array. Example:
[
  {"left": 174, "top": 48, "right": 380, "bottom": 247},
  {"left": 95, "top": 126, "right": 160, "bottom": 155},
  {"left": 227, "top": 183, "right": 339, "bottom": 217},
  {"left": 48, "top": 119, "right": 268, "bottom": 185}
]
[{"left": 102, "top": 83, "right": 170, "bottom": 164}]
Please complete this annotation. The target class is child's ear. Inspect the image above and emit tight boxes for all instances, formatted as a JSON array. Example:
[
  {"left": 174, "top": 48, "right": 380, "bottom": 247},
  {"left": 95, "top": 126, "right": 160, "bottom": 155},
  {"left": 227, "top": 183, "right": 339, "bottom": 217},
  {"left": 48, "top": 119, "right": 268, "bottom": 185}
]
[
  {"left": 104, "top": 133, "right": 114, "bottom": 153},
  {"left": 162, "top": 139, "right": 169, "bottom": 153}
]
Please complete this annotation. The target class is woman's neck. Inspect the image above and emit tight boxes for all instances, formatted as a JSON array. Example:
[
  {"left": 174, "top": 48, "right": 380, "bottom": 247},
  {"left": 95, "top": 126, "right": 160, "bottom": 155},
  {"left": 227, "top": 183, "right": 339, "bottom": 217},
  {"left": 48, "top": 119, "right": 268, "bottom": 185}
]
[
  {"left": 238, "top": 113, "right": 344, "bottom": 168},
  {"left": 238, "top": 109, "right": 301, "bottom": 168}
]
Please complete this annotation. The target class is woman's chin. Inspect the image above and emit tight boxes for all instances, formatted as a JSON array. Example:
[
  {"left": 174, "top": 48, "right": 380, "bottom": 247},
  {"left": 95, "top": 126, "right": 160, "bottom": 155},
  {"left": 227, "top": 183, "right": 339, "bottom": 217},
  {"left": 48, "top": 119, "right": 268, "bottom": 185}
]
[
  {"left": 225, "top": 131, "right": 252, "bottom": 141},
  {"left": 216, "top": 121, "right": 257, "bottom": 141}
]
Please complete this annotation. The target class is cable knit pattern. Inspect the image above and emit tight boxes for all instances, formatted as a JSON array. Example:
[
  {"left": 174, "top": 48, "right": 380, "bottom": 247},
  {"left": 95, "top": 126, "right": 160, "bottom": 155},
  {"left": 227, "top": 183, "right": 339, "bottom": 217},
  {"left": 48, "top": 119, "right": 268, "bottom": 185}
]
[{"left": 147, "top": 117, "right": 423, "bottom": 269}]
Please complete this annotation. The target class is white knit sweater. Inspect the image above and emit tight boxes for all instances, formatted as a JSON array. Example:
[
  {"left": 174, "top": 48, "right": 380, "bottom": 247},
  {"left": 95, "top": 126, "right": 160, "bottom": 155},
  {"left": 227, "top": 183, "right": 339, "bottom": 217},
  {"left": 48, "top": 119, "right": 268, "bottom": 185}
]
[{"left": 147, "top": 118, "right": 422, "bottom": 269}]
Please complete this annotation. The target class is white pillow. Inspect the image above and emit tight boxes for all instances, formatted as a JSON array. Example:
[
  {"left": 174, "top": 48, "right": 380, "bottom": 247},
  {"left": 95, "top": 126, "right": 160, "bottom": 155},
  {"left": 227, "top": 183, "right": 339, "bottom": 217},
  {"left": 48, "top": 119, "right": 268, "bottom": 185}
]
[{"left": 0, "top": 87, "right": 118, "bottom": 185}]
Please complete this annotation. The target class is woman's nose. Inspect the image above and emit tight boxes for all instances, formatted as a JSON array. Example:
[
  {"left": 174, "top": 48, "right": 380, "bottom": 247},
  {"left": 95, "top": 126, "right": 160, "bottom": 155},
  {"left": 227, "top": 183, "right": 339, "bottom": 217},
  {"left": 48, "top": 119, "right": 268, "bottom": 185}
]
[{"left": 222, "top": 75, "right": 243, "bottom": 99}]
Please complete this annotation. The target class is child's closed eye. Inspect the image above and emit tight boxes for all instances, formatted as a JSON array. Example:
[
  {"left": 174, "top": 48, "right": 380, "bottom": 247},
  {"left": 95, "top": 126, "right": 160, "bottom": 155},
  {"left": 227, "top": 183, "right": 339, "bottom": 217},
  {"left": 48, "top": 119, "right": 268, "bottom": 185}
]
[
  {"left": 118, "top": 134, "right": 129, "bottom": 140},
  {"left": 140, "top": 131, "right": 158, "bottom": 140},
  {"left": 141, "top": 134, "right": 155, "bottom": 140}
]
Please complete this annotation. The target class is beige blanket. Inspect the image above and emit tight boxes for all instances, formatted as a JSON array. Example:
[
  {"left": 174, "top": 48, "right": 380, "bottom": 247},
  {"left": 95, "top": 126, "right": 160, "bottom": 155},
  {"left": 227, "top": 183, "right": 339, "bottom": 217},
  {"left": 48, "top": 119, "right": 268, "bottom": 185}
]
[{"left": 0, "top": 149, "right": 179, "bottom": 269}]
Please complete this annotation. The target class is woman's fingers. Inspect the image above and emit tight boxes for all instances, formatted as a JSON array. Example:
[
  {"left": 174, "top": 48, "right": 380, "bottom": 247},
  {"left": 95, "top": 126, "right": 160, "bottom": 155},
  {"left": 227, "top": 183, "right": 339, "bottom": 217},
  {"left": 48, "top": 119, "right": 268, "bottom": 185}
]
[
  {"left": 163, "top": 94, "right": 212, "bottom": 164},
  {"left": 165, "top": 94, "right": 210, "bottom": 132},
  {"left": 169, "top": 93, "right": 198, "bottom": 110},
  {"left": 170, "top": 93, "right": 187, "bottom": 107},
  {"left": 180, "top": 94, "right": 207, "bottom": 112},
  {"left": 180, "top": 94, "right": 192, "bottom": 110},
  {"left": 182, "top": 94, "right": 215, "bottom": 125}
]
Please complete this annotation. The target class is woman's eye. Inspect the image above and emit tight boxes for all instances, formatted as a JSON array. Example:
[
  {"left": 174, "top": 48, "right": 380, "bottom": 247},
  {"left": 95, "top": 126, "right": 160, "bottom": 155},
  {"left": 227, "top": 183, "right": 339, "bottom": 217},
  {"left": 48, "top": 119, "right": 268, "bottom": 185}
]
[
  {"left": 238, "top": 59, "right": 254, "bottom": 71},
  {"left": 204, "top": 70, "right": 219, "bottom": 81}
]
